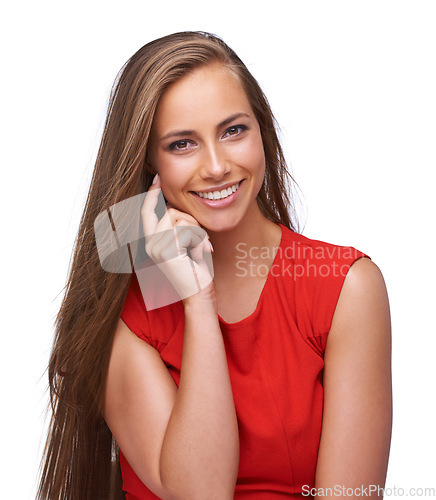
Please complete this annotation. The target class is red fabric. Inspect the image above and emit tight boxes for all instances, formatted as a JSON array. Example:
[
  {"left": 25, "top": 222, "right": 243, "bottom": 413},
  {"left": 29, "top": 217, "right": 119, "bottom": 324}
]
[{"left": 118, "top": 224, "right": 369, "bottom": 499}]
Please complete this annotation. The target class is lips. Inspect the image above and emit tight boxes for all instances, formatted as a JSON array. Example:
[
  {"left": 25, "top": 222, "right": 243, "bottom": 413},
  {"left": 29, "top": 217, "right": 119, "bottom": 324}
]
[{"left": 193, "top": 182, "right": 240, "bottom": 200}]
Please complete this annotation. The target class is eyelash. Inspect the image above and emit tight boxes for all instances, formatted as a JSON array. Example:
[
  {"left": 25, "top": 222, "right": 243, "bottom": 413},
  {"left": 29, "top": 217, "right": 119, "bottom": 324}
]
[{"left": 168, "top": 125, "right": 248, "bottom": 151}]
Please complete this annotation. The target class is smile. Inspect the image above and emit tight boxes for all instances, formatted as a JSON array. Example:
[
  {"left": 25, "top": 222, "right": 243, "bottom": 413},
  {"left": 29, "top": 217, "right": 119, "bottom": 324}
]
[{"left": 193, "top": 182, "right": 240, "bottom": 200}]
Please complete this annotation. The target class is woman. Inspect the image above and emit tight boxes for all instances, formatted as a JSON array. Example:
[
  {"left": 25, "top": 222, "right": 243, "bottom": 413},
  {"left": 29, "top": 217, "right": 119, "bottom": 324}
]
[{"left": 38, "top": 31, "right": 392, "bottom": 499}]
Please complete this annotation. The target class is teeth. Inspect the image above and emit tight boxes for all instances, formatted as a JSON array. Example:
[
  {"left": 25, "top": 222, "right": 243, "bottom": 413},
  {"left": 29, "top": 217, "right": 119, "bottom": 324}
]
[{"left": 195, "top": 182, "right": 240, "bottom": 200}]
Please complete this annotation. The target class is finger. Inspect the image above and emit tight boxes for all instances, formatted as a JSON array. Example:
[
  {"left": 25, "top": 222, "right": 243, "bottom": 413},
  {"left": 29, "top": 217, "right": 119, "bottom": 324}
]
[
  {"left": 174, "top": 225, "right": 205, "bottom": 253},
  {"left": 190, "top": 247, "right": 214, "bottom": 290},
  {"left": 171, "top": 220, "right": 206, "bottom": 259},
  {"left": 147, "top": 223, "right": 205, "bottom": 262},
  {"left": 165, "top": 207, "right": 201, "bottom": 229},
  {"left": 141, "top": 174, "right": 162, "bottom": 236},
  {"left": 193, "top": 254, "right": 213, "bottom": 283},
  {"left": 150, "top": 203, "right": 200, "bottom": 236},
  {"left": 191, "top": 231, "right": 213, "bottom": 261},
  {"left": 145, "top": 209, "right": 196, "bottom": 256},
  {"left": 158, "top": 224, "right": 204, "bottom": 258},
  {"left": 149, "top": 228, "right": 180, "bottom": 262}
]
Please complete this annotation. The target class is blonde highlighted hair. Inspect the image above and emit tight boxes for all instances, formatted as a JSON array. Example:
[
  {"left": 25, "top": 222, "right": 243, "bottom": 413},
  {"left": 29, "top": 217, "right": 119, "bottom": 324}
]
[{"left": 37, "top": 31, "right": 298, "bottom": 500}]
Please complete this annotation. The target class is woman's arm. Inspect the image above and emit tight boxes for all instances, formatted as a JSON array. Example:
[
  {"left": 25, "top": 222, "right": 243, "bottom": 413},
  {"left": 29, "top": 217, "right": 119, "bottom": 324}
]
[
  {"left": 315, "top": 258, "right": 392, "bottom": 498},
  {"left": 104, "top": 285, "right": 239, "bottom": 500}
]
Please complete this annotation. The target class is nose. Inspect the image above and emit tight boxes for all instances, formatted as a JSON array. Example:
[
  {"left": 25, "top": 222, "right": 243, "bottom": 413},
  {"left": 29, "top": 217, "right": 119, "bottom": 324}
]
[{"left": 200, "top": 143, "right": 230, "bottom": 180}]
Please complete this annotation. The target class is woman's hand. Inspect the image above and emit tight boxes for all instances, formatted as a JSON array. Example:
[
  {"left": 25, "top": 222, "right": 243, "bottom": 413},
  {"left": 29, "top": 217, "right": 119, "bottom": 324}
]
[{"left": 141, "top": 174, "right": 214, "bottom": 302}]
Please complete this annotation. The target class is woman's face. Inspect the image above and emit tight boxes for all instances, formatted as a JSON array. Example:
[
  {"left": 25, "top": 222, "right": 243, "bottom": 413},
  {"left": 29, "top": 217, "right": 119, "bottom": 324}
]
[{"left": 147, "top": 63, "right": 266, "bottom": 232}]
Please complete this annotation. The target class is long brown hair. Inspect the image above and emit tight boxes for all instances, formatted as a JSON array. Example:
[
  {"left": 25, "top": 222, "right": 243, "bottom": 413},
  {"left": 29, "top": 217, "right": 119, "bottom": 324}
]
[{"left": 37, "top": 31, "right": 299, "bottom": 500}]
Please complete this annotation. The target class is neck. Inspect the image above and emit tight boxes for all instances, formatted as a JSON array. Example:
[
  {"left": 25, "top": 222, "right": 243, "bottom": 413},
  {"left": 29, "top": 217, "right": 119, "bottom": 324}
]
[{"left": 206, "top": 204, "right": 282, "bottom": 270}]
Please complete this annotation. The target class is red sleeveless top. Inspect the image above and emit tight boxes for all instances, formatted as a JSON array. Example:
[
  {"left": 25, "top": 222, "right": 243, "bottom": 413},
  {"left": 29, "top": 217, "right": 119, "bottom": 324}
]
[{"left": 118, "top": 224, "right": 368, "bottom": 499}]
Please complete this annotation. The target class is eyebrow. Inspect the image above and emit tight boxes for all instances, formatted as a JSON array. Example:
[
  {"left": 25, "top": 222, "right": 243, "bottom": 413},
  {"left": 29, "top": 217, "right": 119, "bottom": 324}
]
[{"left": 159, "top": 112, "right": 251, "bottom": 142}]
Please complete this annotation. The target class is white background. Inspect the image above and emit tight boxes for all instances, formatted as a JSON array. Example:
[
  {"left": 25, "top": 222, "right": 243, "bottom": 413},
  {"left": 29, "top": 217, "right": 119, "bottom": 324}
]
[{"left": 1, "top": 1, "right": 435, "bottom": 498}]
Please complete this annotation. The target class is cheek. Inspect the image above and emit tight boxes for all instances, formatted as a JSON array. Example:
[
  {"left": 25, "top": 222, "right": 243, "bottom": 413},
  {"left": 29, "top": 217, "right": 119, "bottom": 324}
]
[
  {"left": 154, "top": 155, "right": 183, "bottom": 185},
  {"left": 235, "top": 134, "right": 265, "bottom": 174},
  {"left": 157, "top": 160, "right": 192, "bottom": 204}
]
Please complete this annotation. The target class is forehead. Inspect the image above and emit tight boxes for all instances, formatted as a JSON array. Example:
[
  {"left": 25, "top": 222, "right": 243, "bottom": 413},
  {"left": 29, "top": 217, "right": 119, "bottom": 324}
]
[{"left": 152, "top": 64, "right": 253, "bottom": 131}]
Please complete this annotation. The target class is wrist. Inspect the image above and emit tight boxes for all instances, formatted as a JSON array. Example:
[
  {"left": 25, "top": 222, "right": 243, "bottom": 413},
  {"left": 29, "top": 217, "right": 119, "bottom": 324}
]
[{"left": 182, "top": 282, "right": 217, "bottom": 314}]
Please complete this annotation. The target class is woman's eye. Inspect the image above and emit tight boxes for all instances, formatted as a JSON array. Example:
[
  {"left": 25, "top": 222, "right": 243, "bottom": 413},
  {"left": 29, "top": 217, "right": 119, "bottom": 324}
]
[
  {"left": 169, "top": 140, "right": 190, "bottom": 151},
  {"left": 224, "top": 125, "right": 247, "bottom": 138}
]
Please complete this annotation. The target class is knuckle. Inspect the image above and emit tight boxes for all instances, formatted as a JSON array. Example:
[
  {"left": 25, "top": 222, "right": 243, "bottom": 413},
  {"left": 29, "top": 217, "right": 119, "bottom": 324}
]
[
  {"left": 161, "top": 248, "right": 173, "bottom": 261},
  {"left": 145, "top": 242, "right": 153, "bottom": 256}
]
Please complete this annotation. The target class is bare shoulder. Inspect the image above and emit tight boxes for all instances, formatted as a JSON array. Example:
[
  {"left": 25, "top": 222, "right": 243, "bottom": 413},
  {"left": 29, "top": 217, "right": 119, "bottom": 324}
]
[
  {"left": 344, "top": 255, "right": 385, "bottom": 286},
  {"left": 328, "top": 257, "right": 391, "bottom": 345},
  {"left": 105, "top": 318, "right": 177, "bottom": 425},
  {"left": 105, "top": 319, "right": 174, "bottom": 409}
]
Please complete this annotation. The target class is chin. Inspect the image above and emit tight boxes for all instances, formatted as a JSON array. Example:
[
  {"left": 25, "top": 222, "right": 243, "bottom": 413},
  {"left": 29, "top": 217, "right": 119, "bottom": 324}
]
[{"left": 199, "top": 216, "right": 244, "bottom": 234}]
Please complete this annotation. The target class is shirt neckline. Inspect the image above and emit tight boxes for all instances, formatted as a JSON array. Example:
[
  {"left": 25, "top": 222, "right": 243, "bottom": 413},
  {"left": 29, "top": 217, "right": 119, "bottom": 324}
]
[{"left": 217, "top": 223, "right": 285, "bottom": 328}]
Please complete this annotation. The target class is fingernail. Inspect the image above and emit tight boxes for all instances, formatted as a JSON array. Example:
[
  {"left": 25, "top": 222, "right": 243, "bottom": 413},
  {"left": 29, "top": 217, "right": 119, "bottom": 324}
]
[
  {"left": 208, "top": 240, "right": 214, "bottom": 252},
  {"left": 152, "top": 173, "right": 158, "bottom": 185}
]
